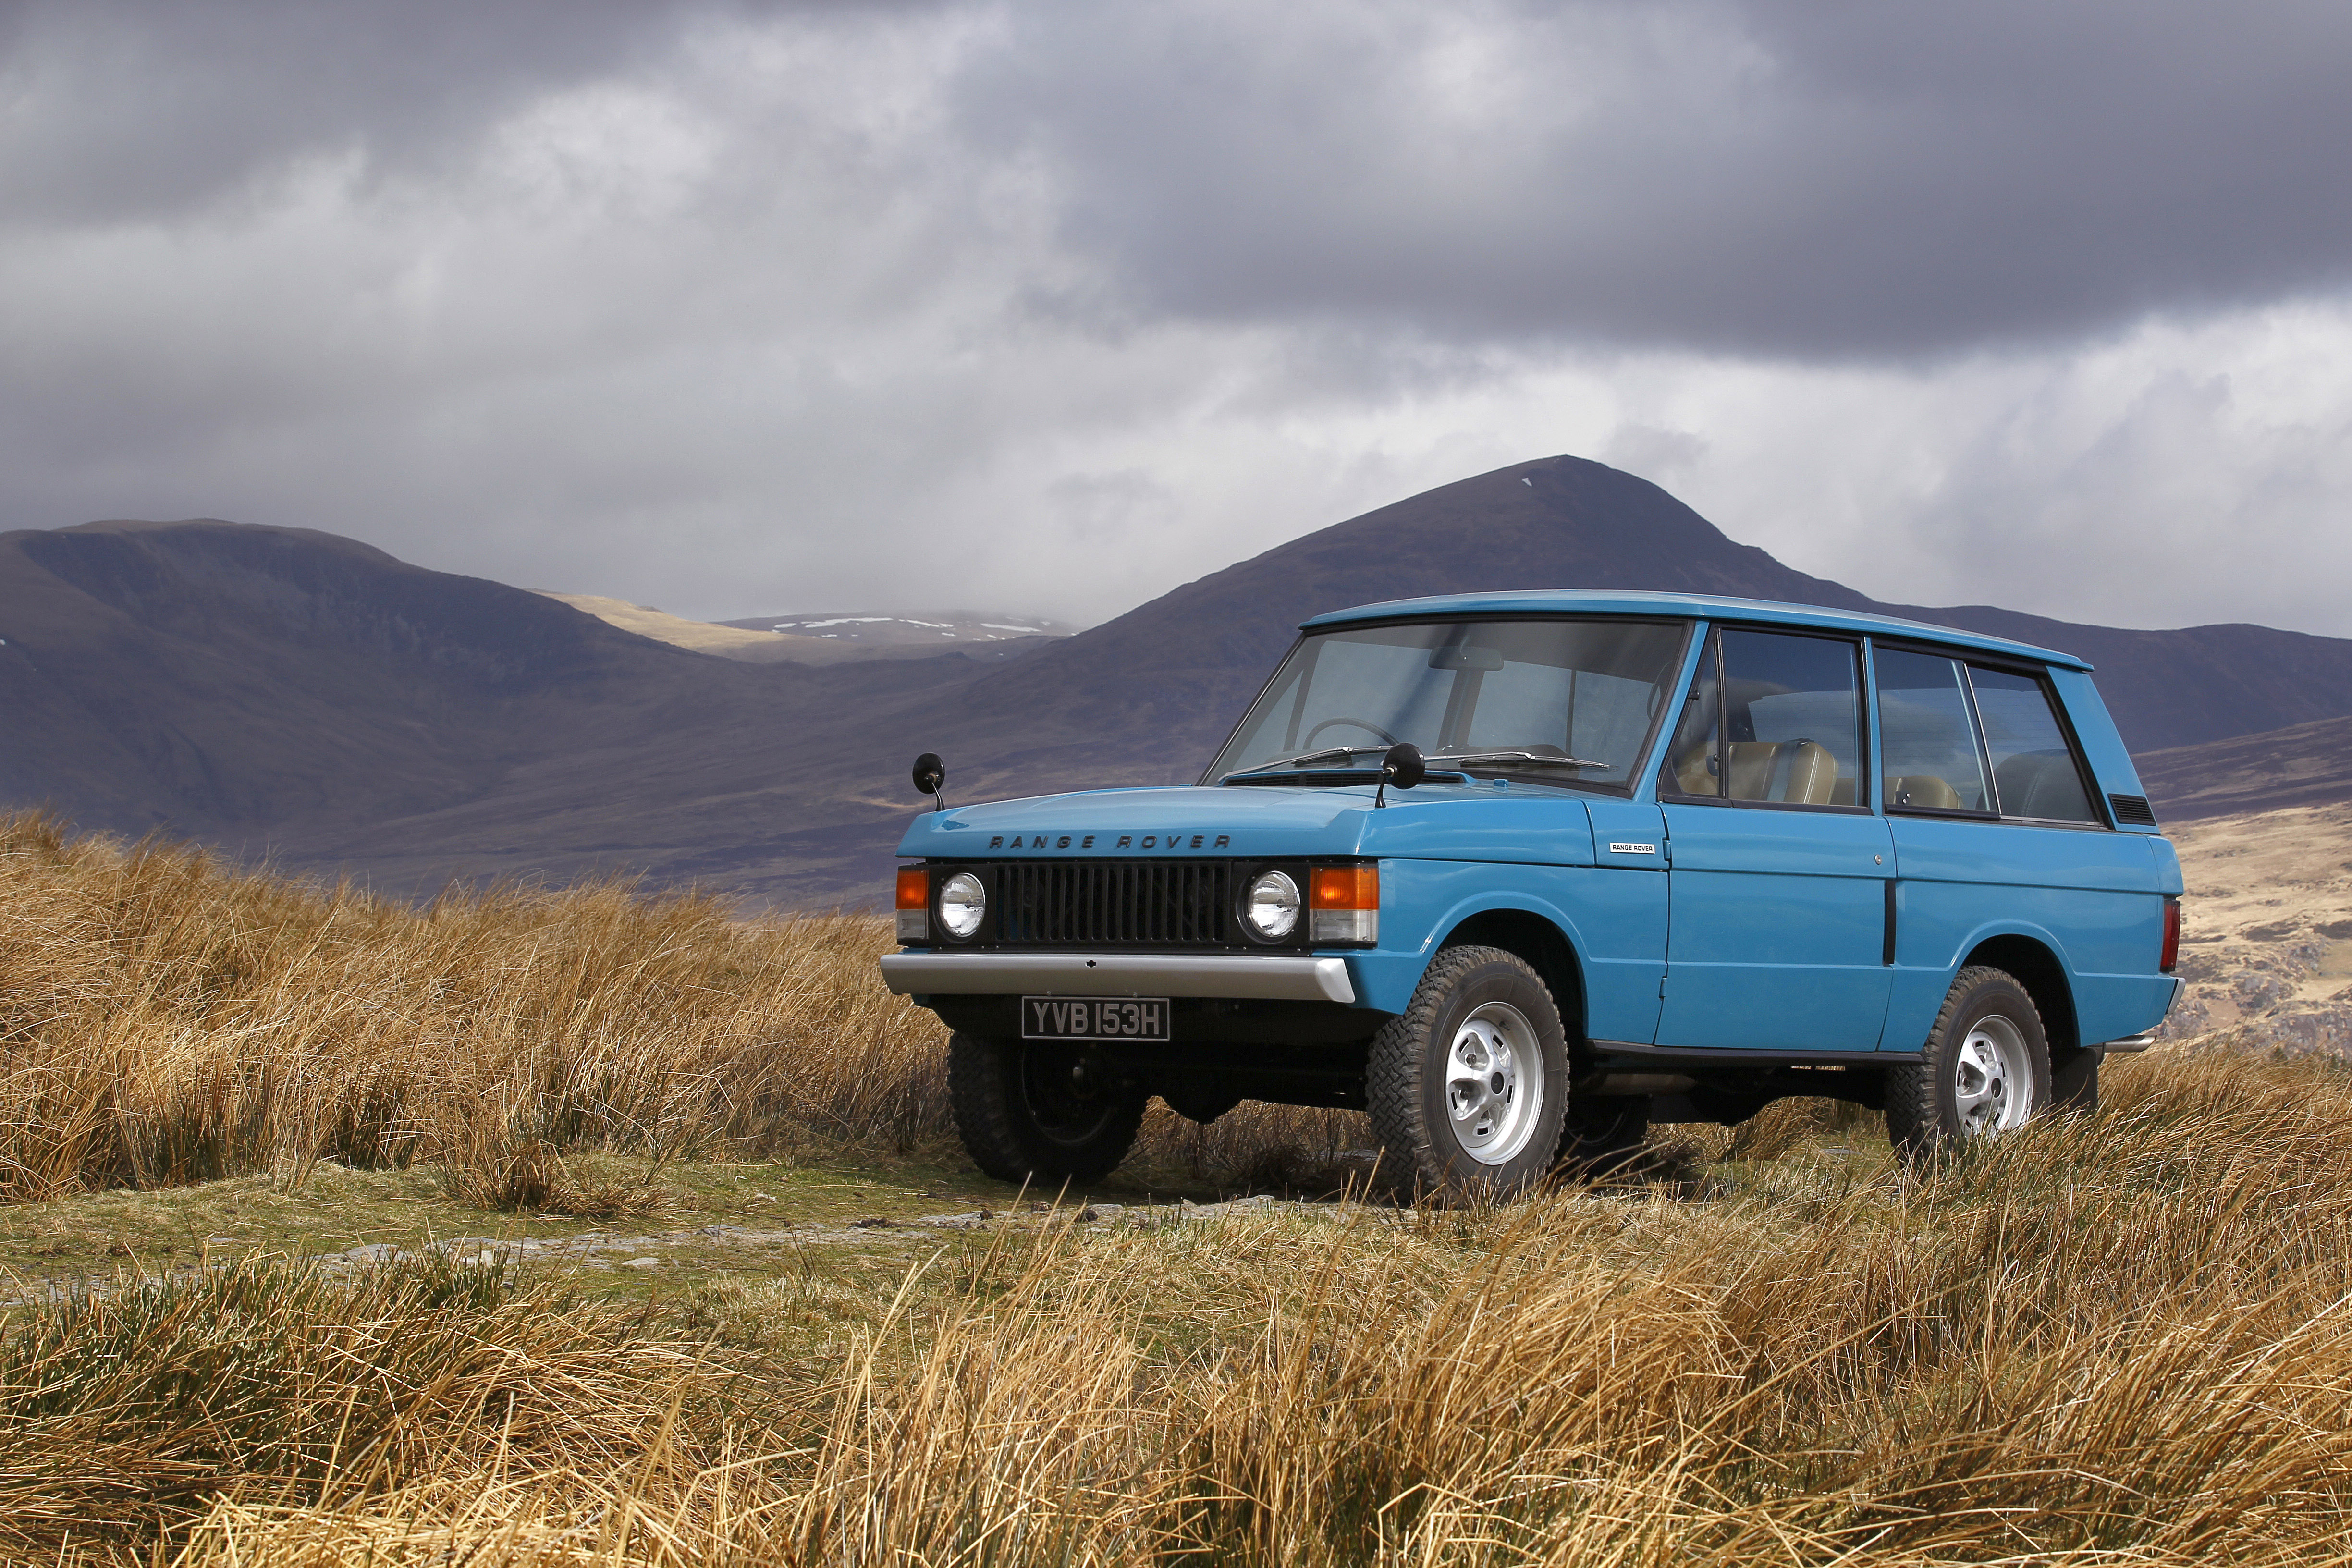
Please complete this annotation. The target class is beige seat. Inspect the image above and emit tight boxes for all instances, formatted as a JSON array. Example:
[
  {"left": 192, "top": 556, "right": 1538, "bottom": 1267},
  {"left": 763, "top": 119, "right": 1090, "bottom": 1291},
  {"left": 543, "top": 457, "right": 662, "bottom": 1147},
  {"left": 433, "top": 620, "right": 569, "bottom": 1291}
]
[
  {"left": 1673, "top": 740, "right": 1716, "bottom": 796},
  {"left": 1886, "top": 774, "right": 1962, "bottom": 809},
  {"left": 1742, "top": 739, "right": 1837, "bottom": 804},
  {"left": 1677, "top": 739, "right": 1840, "bottom": 804}
]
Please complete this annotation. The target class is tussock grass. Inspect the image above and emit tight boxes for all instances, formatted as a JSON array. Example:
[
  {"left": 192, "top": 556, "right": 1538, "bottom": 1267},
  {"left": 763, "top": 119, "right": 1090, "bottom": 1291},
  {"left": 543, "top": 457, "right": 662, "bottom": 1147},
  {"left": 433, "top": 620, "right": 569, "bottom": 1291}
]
[
  {"left": 0, "top": 811, "right": 1363, "bottom": 1205},
  {"left": 127, "top": 1074, "right": 2352, "bottom": 1566},
  {"left": 0, "top": 813, "right": 947, "bottom": 1203},
  {"left": 7, "top": 812, "right": 2352, "bottom": 1563},
  {"left": 0, "top": 1250, "right": 700, "bottom": 1560},
  {"left": 434, "top": 1137, "right": 678, "bottom": 1220}
]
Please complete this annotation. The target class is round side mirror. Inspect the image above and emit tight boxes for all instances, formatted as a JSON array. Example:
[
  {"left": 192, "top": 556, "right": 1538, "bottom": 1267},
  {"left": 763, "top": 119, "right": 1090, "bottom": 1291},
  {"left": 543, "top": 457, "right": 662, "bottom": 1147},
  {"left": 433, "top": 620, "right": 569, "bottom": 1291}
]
[
  {"left": 911, "top": 752, "right": 946, "bottom": 798},
  {"left": 1382, "top": 742, "right": 1425, "bottom": 790}
]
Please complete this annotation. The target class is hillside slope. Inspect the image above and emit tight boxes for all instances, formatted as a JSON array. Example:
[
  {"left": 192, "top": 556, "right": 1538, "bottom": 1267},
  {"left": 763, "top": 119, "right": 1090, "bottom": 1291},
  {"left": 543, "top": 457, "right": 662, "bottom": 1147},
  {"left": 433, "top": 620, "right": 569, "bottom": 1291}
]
[
  {"left": 0, "top": 519, "right": 921, "bottom": 860},
  {"left": 2135, "top": 715, "right": 2352, "bottom": 821},
  {"left": 0, "top": 520, "right": 718, "bottom": 835}
]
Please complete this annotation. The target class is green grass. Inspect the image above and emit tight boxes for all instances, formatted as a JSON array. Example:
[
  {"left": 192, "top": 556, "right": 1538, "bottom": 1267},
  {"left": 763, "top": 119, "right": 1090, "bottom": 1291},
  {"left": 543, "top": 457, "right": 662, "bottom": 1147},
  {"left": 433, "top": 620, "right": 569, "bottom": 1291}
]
[{"left": 0, "top": 1129, "right": 1400, "bottom": 1318}]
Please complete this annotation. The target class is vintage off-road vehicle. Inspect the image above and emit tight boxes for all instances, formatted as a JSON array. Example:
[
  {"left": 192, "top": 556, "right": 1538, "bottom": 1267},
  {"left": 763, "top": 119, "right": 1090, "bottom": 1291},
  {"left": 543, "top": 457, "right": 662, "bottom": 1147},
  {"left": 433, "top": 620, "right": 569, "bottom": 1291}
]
[{"left": 882, "top": 592, "right": 2183, "bottom": 1193}]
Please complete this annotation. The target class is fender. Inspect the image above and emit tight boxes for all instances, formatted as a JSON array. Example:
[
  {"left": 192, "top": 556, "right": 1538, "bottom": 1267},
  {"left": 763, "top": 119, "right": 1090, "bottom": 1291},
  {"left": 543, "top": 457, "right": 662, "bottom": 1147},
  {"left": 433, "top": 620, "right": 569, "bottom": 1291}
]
[
  {"left": 1344, "top": 858, "right": 1664, "bottom": 1041},
  {"left": 1885, "top": 914, "right": 2078, "bottom": 1054},
  {"left": 1921, "top": 915, "right": 2080, "bottom": 985}
]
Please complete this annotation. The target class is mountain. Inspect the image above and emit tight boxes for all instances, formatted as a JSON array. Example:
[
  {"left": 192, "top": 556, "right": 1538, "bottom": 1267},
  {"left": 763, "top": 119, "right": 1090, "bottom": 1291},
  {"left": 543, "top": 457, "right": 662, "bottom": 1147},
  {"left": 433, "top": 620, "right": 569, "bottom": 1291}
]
[
  {"left": 1032, "top": 459, "right": 2352, "bottom": 755},
  {"left": 0, "top": 519, "right": 706, "bottom": 836},
  {"left": 762, "top": 455, "right": 2352, "bottom": 815},
  {"left": 0, "top": 519, "right": 944, "bottom": 863},
  {"left": 8, "top": 459, "right": 2352, "bottom": 906}
]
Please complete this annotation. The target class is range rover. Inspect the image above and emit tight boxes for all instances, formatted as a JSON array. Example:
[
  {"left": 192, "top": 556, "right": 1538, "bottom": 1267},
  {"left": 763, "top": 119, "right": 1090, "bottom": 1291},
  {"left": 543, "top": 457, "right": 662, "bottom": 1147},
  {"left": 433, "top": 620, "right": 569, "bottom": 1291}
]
[{"left": 882, "top": 592, "right": 2183, "bottom": 1193}]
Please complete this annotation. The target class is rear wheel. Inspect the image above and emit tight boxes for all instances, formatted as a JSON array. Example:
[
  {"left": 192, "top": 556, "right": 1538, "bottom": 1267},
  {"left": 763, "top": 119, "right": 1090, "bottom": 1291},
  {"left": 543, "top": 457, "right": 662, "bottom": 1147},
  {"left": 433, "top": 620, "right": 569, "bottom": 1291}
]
[
  {"left": 947, "top": 1032, "right": 1146, "bottom": 1184},
  {"left": 1367, "top": 945, "right": 1569, "bottom": 1198},
  {"left": 1886, "top": 966, "right": 2052, "bottom": 1158}
]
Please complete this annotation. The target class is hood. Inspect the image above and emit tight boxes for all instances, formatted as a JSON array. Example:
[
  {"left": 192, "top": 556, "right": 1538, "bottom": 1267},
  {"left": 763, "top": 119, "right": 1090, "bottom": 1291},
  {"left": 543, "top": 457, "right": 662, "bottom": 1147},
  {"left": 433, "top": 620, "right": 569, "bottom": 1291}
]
[{"left": 896, "top": 782, "right": 1596, "bottom": 866}]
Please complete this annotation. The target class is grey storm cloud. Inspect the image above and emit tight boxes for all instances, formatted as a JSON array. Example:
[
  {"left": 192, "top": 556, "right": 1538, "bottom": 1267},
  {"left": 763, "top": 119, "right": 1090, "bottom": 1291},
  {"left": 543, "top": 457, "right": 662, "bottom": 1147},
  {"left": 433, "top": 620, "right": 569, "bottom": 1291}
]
[
  {"left": 1, "top": 0, "right": 2349, "bottom": 636},
  {"left": 12, "top": 0, "right": 2351, "bottom": 358},
  {"left": 958, "top": 0, "right": 2352, "bottom": 357},
  {"left": 0, "top": 0, "right": 686, "bottom": 220}
]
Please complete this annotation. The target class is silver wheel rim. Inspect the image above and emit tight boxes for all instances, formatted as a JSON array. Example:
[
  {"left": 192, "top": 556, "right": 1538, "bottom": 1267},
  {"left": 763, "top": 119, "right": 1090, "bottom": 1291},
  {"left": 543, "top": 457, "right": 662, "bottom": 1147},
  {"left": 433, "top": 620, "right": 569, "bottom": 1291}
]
[
  {"left": 1444, "top": 1001, "right": 1545, "bottom": 1165},
  {"left": 1953, "top": 1013, "right": 2030, "bottom": 1135}
]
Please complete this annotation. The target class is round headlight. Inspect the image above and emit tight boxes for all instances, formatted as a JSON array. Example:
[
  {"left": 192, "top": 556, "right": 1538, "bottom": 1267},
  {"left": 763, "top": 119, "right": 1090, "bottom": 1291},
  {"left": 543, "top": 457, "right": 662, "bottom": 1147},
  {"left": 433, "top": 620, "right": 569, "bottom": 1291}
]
[
  {"left": 937, "top": 871, "right": 986, "bottom": 940},
  {"left": 1242, "top": 869, "right": 1300, "bottom": 941}
]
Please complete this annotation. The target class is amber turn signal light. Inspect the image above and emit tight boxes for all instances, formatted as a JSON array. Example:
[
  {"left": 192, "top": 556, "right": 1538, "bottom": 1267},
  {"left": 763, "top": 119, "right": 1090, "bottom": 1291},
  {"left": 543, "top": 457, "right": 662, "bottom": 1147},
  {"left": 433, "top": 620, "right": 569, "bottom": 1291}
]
[
  {"left": 1311, "top": 864, "right": 1379, "bottom": 910},
  {"left": 895, "top": 867, "right": 931, "bottom": 941},
  {"left": 1309, "top": 864, "right": 1378, "bottom": 945}
]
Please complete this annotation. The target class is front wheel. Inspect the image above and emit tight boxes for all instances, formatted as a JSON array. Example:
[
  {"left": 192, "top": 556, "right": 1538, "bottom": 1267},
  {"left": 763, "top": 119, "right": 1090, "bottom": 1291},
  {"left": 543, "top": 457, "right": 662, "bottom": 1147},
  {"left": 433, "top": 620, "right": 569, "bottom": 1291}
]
[
  {"left": 947, "top": 1032, "right": 1146, "bottom": 1184},
  {"left": 1886, "top": 966, "right": 2052, "bottom": 1158},
  {"left": 1367, "top": 945, "right": 1569, "bottom": 1198}
]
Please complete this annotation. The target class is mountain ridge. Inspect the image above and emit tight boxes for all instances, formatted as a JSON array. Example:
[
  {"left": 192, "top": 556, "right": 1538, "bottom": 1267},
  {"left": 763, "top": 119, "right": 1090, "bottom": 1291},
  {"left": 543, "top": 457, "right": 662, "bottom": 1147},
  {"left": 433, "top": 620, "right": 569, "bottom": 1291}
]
[{"left": 7, "top": 460, "right": 2351, "bottom": 906}]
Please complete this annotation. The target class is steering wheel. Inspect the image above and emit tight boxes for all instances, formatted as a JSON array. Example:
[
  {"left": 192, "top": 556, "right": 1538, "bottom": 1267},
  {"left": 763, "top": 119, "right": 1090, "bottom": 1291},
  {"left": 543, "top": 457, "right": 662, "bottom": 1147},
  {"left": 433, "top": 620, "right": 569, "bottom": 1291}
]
[{"left": 1303, "top": 716, "right": 1400, "bottom": 748}]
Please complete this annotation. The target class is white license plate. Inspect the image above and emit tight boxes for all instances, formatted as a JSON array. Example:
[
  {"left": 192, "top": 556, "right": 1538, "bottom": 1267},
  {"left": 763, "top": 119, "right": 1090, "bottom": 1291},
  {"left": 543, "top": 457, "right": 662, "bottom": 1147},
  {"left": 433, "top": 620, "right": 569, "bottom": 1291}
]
[{"left": 1021, "top": 996, "right": 1170, "bottom": 1041}]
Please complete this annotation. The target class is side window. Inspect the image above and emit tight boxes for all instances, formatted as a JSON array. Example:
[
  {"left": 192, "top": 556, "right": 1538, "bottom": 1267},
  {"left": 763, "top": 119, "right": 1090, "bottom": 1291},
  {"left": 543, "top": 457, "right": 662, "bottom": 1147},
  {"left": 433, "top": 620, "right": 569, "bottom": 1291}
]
[
  {"left": 1874, "top": 649, "right": 1990, "bottom": 811},
  {"left": 1968, "top": 666, "right": 2101, "bottom": 823},
  {"left": 1718, "top": 629, "right": 1863, "bottom": 806},
  {"left": 1661, "top": 629, "right": 1862, "bottom": 806}
]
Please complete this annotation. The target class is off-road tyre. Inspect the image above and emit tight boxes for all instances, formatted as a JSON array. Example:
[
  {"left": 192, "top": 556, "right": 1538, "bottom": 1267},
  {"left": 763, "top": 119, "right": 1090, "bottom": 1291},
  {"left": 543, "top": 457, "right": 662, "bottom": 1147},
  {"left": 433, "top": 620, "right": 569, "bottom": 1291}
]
[
  {"left": 947, "top": 1031, "right": 1146, "bottom": 1184},
  {"left": 1886, "top": 966, "right": 2053, "bottom": 1160},
  {"left": 1558, "top": 1093, "right": 1653, "bottom": 1176},
  {"left": 1366, "top": 945, "right": 1569, "bottom": 1199}
]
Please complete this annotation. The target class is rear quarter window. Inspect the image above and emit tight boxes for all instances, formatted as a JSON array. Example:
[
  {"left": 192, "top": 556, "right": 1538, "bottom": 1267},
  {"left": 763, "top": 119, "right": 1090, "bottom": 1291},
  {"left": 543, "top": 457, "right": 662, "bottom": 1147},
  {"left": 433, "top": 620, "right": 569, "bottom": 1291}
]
[{"left": 1968, "top": 666, "right": 2102, "bottom": 824}]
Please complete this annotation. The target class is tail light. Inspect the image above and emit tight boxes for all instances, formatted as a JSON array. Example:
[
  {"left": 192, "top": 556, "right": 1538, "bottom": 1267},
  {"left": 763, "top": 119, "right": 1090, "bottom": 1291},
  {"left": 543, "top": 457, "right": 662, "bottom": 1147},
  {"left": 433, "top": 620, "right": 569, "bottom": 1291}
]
[
  {"left": 1309, "top": 864, "right": 1379, "bottom": 945},
  {"left": 2160, "top": 897, "right": 2181, "bottom": 973},
  {"left": 895, "top": 867, "right": 929, "bottom": 942}
]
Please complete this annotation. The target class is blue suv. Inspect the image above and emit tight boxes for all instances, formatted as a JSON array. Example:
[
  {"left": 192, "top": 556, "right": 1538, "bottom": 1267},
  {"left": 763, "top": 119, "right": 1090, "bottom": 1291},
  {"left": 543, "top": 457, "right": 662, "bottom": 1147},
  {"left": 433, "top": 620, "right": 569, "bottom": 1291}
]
[{"left": 883, "top": 592, "right": 2184, "bottom": 1193}]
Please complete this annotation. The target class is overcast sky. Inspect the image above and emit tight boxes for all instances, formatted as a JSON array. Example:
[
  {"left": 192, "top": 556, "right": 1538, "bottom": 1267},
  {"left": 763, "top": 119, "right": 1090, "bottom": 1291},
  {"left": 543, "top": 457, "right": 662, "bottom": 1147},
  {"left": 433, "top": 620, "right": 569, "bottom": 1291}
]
[{"left": 4, "top": 0, "right": 2350, "bottom": 635}]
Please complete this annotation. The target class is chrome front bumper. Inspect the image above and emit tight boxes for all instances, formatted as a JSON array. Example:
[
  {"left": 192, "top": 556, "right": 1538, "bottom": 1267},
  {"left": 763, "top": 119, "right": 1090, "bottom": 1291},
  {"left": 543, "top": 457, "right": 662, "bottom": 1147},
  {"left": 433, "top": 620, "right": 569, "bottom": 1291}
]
[{"left": 880, "top": 950, "right": 1358, "bottom": 1004}]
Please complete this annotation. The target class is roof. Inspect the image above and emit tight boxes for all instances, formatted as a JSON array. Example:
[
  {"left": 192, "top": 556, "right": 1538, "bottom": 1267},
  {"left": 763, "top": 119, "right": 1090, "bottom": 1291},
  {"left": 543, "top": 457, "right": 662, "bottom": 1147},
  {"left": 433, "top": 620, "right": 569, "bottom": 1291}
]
[{"left": 1297, "top": 590, "right": 2090, "bottom": 671}]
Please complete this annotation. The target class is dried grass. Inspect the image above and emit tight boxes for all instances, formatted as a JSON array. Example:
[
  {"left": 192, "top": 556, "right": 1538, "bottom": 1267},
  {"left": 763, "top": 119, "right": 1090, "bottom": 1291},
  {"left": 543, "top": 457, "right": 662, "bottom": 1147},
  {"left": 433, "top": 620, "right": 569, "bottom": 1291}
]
[
  {"left": 8, "top": 812, "right": 2352, "bottom": 1563},
  {"left": 0, "top": 812, "right": 949, "bottom": 1203},
  {"left": 128, "top": 1078, "right": 2352, "bottom": 1565},
  {"left": 0, "top": 810, "right": 1377, "bottom": 1204},
  {"left": 0, "top": 1250, "right": 701, "bottom": 1561}
]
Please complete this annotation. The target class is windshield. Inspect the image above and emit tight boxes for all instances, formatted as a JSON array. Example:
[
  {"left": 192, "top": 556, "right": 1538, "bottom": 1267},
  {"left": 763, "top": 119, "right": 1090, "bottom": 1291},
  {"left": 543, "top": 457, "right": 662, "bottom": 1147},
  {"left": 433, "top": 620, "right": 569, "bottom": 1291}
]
[{"left": 1204, "top": 617, "right": 1690, "bottom": 790}]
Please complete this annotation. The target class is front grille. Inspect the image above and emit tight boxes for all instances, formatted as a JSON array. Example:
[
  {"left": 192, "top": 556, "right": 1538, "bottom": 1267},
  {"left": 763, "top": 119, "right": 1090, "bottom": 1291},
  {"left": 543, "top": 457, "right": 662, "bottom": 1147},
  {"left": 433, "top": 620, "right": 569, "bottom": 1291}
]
[
  {"left": 992, "top": 859, "right": 1237, "bottom": 947},
  {"left": 2108, "top": 793, "right": 2159, "bottom": 826}
]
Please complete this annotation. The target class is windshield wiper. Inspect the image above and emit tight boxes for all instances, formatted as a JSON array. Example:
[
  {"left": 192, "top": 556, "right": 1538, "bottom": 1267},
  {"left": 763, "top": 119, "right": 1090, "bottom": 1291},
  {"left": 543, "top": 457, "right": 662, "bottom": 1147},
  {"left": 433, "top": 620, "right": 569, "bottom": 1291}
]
[
  {"left": 1423, "top": 750, "right": 1613, "bottom": 771},
  {"left": 1220, "top": 745, "right": 1392, "bottom": 780}
]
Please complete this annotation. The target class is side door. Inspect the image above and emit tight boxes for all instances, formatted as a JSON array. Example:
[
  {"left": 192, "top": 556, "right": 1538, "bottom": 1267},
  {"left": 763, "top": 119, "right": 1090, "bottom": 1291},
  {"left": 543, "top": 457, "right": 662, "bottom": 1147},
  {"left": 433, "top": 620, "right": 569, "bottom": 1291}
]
[
  {"left": 1444, "top": 618, "right": 1684, "bottom": 1048},
  {"left": 1877, "top": 650, "right": 2162, "bottom": 1051},
  {"left": 1655, "top": 626, "right": 1896, "bottom": 1051}
]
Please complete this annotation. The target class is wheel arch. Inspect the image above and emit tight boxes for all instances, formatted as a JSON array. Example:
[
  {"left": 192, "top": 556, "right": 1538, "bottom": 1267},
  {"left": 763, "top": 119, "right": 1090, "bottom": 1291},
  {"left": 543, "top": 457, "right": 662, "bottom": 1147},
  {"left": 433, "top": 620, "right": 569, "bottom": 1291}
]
[
  {"left": 1959, "top": 931, "right": 2080, "bottom": 1055},
  {"left": 1436, "top": 907, "right": 1588, "bottom": 1043}
]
